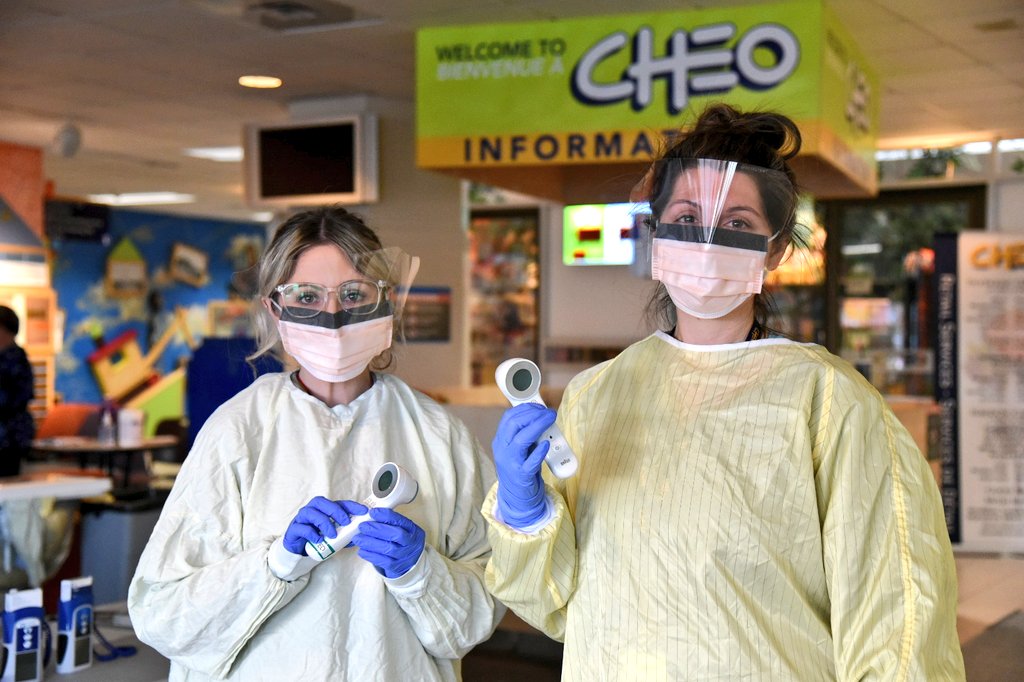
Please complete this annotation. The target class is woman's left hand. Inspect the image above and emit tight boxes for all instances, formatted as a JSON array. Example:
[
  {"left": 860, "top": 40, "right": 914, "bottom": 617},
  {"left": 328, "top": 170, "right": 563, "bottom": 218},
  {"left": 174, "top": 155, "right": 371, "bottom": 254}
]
[{"left": 350, "top": 508, "right": 426, "bottom": 578}]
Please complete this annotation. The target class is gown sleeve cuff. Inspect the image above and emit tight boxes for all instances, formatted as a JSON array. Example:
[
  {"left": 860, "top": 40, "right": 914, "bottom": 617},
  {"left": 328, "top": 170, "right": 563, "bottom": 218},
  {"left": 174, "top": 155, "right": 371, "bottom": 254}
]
[
  {"left": 382, "top": 547, "right": 433, "bottom": 596},
  {"left": 267, "top": 536, "right": 318, "bottom": 582},
  {"left": 492, "top": 492, "right": 556, "bottom": 534}
]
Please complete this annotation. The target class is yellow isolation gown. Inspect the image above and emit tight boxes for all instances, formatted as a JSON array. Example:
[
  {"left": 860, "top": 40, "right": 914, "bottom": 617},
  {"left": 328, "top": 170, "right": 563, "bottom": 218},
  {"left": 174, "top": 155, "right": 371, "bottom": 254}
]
[{"left": 484, "top": 331, "right": 965, "bottom": 681}]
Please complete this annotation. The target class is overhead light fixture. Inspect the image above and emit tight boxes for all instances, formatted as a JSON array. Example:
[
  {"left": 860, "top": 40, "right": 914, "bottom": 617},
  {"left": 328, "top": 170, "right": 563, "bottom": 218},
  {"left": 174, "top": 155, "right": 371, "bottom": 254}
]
[
  {"left": 184, "top": 146, "right": 244, "bottom": 162},
  {"left": 87, "top": 192, "right": 196, "bottom": 206},
  {"left": 841, "top": 243, "right": 883, "bottom": 256},
  {"left": 242, "top": 0, "right": 382, "bottom": 34},
  {"left": 238, "top": 75, "right": 282, "bottom": 88},
  {"left": 875, "top": 150, "right": 909, "bottom": 162},
  {"left": 961, "top": 142, "right": 993, "bottom": 155}
]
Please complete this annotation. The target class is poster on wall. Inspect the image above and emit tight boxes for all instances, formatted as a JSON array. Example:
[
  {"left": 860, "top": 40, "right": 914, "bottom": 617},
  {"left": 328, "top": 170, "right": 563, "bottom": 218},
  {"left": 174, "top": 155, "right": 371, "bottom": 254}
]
[
  {"left": 170, "top": 242, "right": 210, "bottom": 287},
  {"left": 938, "top": 231, "right": 1024, "bottom": 553},
  {"left": 403, "top": 286, "right": 451, "bottom": 342},
  {"left": 208, "top": 300, "right": 252, "bottom": 338},
  {"left": 104, "top": 236, "right": 148, "bottom": 298}
]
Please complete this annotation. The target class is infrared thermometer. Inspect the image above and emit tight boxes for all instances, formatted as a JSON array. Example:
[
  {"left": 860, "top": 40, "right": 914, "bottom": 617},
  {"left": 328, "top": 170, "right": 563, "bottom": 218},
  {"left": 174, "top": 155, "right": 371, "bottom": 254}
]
[
  {"left": 495, "top": 358, "right": 578, "bottom": 479},
  {"left": 305, "top": 462, "right": 419, "bottom": 561}
]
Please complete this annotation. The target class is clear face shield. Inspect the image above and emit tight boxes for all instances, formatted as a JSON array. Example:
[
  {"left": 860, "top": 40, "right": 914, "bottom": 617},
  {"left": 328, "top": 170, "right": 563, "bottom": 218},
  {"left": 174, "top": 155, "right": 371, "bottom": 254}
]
[
  {"left": 271, "top": 246, "right": 421, "bottom": 330},
  {"left": 637, "top": 158, "right": 790, "bottom": 320}
]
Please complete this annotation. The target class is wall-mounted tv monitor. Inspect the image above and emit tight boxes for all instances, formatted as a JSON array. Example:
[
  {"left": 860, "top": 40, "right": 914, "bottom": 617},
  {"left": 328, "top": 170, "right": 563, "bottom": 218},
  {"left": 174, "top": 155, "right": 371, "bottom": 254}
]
[
  {"left": 243, "top": 113, "right": 378, "bottom": 207},
  {"left": 562, "top": 202, "right": 646, "bottom": 266}
]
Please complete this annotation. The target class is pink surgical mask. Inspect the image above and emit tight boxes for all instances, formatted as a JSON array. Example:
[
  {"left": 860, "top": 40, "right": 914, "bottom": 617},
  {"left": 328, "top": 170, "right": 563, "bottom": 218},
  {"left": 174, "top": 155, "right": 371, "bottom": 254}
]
[
  {"left": 651, "top": 238, "right": 767, "bottom": 319},
  {"left": 278, "top": 315, "right": 393, "bottom": 383}
]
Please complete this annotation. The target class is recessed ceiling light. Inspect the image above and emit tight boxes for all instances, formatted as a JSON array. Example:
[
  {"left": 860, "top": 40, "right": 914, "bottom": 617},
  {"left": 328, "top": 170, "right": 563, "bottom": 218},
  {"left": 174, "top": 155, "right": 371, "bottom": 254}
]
[
  {"left": 184, "top": 146, "right": 244, "bottom": 162},
  {"left": 875, "top": 150, "right": 909, "bottom": 161},
  {"left": 239, "top": 75, "right": 283, "bottom": 88},
  {"left": 841, "top": 243, "right": 884, "bottom": 256},
  {"left": 87, "top": 192, "right": 196, "bottom": 206}
]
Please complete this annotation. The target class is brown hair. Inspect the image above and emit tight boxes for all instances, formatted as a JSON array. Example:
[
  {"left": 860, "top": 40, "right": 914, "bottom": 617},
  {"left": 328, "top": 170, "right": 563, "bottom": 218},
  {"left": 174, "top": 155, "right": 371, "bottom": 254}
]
[{"left": 641, "top": 103, "right": 804, "bottom": 332}]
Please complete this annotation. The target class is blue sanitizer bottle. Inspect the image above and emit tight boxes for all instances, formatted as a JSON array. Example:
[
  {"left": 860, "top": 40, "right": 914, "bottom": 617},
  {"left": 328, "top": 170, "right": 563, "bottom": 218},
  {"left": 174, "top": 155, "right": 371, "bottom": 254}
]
[
  {"left": 56, "top": 577, "right": 93, "bottom": 674},
  {"left": 1, "top": 588, "right": 47, "bottom": 682}
]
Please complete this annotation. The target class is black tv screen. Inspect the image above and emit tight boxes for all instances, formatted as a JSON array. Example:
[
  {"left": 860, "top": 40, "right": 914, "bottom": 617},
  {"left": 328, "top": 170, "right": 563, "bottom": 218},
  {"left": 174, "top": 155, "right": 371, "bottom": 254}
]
[
  {"left": 244, "top": 114, "right": 378, "bottom": 206},
  {"left": 259, "top": 123, "right": 355, "bottom": 197}
]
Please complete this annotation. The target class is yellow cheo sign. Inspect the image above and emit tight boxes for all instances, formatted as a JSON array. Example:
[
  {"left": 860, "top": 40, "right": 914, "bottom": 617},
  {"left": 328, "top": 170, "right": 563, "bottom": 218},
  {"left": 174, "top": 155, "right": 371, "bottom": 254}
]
[
  {"left": 970, "top": 242, "right": 1024, "bottom": 269},
  {"left": 416, "top": 0, "right": 878, "bottom": 201}
]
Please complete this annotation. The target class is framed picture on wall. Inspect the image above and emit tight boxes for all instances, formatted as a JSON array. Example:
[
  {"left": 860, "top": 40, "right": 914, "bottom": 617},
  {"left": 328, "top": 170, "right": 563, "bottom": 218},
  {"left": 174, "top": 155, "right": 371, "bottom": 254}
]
[
  {"left": 169, "top": 242, "right": 210, "bottom": 287},
  {"left": 207, "top": 300, "right": 253, "bottom": 338},
  {"left": 104, "top": 237, "right": 148, "bottom": 299}
]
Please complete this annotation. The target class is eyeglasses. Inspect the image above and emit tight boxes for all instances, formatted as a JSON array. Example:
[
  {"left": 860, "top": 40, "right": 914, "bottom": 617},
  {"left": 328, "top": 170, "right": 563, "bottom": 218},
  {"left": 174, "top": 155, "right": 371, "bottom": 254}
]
[{"left": 272, "top": 279, "right": 388, "bottom": 318}]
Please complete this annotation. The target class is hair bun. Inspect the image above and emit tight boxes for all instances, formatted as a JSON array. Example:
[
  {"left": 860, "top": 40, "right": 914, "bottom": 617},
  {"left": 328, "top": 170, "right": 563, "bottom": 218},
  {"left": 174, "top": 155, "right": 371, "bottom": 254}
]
[{"left": 690, "top": 104, "right": 801, "bottom": 161}]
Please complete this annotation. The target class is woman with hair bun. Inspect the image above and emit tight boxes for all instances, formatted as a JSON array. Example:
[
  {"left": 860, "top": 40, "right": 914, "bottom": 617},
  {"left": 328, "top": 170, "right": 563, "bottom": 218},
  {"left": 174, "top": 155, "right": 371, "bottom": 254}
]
[{"left": 484, "top": 104, "right": 965, "bottom": 680}]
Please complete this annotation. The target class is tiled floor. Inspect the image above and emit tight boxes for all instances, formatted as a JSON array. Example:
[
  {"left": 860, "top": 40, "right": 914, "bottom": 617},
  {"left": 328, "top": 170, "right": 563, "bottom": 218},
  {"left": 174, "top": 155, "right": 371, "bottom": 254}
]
[
  {"left": 956, "top": 553, "right": 1024, "bottom": 645},
  {"left": 33, "top": 553, "right": 1022, "bottom": 681}
]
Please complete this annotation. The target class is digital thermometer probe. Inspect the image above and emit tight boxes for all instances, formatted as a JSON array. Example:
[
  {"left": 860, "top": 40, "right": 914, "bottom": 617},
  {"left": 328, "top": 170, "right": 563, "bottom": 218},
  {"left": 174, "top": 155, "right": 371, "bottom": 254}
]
[
  {"left": 495, "top": 358, "right": 578, "bottom": 479},
  {"left": 305, "top": 462, "right": 418, "bottom": 561}
]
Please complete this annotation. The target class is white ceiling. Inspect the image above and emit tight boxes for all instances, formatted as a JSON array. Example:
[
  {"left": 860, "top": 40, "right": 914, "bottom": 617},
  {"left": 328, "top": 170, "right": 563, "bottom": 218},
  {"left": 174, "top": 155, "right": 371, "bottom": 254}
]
[{"left": 1, "top": 0, "right": 1022, "bottom": 222}]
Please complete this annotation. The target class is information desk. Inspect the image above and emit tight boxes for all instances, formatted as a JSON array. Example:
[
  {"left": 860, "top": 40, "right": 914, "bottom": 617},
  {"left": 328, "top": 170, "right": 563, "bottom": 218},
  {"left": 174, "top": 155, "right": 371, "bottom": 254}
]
[{"left": 31, "top": 436, "right": 177, "bottom": 490}]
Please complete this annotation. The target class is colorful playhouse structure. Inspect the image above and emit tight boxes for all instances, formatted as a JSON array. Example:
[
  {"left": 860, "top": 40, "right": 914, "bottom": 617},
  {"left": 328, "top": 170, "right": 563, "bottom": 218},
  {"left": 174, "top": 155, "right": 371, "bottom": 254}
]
[{"left": 86, "top": 307, "right": 196, "bottom": 436}]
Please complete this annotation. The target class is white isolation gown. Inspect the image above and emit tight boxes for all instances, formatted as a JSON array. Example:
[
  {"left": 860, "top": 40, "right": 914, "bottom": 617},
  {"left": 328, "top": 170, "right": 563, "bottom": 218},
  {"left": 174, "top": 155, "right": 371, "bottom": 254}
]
[
  {"left": 129, "top": 372, "right": 502, "bottom": 681},
  {"left": 484, "top": 331, "right": 964, "bottom": 681}
]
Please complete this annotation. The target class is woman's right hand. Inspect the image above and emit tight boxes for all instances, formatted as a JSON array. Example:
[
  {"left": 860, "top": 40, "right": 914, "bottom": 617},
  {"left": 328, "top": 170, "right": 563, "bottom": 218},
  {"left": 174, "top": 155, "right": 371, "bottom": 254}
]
[
  {"left": 283, "top": 497, "right": 367, "bottom": 555},
  {"left": 491, "top": 403, "right": 556, "bottom": 528}
]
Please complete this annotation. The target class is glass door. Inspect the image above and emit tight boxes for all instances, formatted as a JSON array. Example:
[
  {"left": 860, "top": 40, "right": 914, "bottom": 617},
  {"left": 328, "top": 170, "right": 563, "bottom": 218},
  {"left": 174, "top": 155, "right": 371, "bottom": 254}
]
[
  {"left": 467, "top": 208, "right": 540, "bottom": 386},
  {"left": 819, "top": 186, "right": 986, "bottom": 395}
]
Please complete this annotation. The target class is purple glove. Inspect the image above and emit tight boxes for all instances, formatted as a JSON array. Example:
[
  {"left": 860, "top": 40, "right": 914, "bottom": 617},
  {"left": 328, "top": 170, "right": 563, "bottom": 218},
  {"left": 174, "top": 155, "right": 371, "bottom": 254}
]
[
  {"left": 283, "top": 497, "right": 368, "bottom": 555},
  {"left": 351, "top": 508, "right": 426, "bottom": 578},
  {"left": 492, "top": 403, "right": 556, "bottom": 529}
]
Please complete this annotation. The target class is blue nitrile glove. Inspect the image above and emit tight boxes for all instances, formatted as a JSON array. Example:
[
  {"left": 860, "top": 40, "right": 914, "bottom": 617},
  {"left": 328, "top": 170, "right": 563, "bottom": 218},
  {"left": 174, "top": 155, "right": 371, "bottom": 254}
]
[
  {"left": 351, "top": 508, "right": 426, "bottom": 578},
  {"left": 283, "top": 497, "right": 368, "bottom": 555},
  {"left": 492, "top": 403, "right": 556, "bottom": 529}
]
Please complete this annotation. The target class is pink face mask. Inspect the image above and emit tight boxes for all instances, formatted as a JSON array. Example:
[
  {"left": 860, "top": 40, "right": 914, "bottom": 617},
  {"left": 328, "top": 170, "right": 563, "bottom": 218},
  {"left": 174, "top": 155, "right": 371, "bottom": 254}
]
[
  {"left": 278, "top": 315, "right": 394, "bottom": 383},
  {"left": 651, "top": 238, "right": 767, "bottom": 319}
]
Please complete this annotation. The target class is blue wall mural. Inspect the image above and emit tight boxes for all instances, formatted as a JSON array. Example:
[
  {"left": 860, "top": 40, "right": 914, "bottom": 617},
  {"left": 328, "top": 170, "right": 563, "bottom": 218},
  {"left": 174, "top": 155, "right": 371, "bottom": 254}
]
[{"left": 50, "top": 208, "right": 266, "bottom": 403}]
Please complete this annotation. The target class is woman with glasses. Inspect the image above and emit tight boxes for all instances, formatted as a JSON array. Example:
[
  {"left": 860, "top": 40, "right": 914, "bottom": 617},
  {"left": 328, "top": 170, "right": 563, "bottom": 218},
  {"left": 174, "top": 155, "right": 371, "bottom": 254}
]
[
  {"left": 483, "top": 105, "right": 964, "bottom": 680},
  {"left": 129, "top": 206, "right": 503, "bottom": 681}
]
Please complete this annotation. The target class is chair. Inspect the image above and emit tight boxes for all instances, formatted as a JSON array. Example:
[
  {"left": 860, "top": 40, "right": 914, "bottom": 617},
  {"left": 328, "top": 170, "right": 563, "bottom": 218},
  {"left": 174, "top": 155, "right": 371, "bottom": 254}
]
[
  {"left": 35, "top": 403, "right": 101, "bottom": 439},
  {"left": 153, "top": 417, "right": 188, "bottom": 463}
]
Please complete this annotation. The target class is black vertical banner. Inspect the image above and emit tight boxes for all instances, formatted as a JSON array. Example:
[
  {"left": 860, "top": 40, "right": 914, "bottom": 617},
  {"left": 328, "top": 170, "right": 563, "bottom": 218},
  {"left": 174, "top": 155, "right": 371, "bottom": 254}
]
[{"left": 932, "top": 232, "right": 959, "bottom": 543}]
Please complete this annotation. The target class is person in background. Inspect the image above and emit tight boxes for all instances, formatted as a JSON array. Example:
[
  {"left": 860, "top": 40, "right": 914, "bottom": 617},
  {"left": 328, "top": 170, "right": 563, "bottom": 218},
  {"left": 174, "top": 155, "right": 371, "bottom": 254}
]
[
  {"left": 129, "top": 206, "right": 503, "bottom": 681},
  {"left": 483, "top": 104, "right": 965, "bottom": 680},
  {"left": 0, "top": 305, "right": 35, "bottom": 477}
]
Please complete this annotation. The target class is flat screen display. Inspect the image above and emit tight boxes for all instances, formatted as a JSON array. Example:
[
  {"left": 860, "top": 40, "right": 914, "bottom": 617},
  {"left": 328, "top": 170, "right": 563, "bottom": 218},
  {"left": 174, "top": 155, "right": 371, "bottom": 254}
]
[
  {"left": 562, "top": 203, "right": 645, "bottom": 266},
  {"left": 258, "top": 123, "right": 355, "bottom": 198},
  {"left": 244, "top": 114, "right": 378, "bottom": 206}
]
